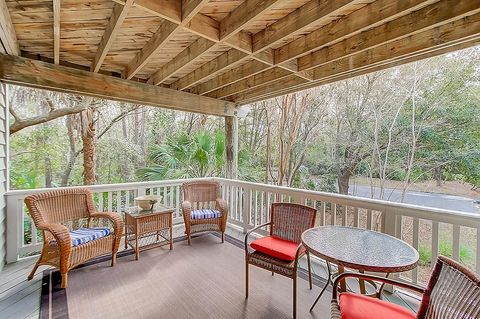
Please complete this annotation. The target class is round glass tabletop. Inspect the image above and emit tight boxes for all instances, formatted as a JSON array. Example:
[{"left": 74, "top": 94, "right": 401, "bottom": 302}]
[{"left": 301, "top": 226, "right": 419, "bottom": 272}]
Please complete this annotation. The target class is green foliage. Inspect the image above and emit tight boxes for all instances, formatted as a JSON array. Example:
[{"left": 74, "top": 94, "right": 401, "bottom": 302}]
[
  {"left": 418, "top": 240, "right": 474, "bottom": 266},
  {"left": 139, "top": 130, "right": 226, "bottom": 180}
]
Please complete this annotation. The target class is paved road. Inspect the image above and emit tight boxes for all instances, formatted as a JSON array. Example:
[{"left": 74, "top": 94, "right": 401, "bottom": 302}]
[{"left": 349, "top": 184, "right": 480, "bottom": 214}]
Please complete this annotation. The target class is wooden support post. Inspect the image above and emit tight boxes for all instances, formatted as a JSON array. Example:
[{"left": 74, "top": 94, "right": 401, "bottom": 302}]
[
  {"left": 225, "top": 116, "right": 238, "bottom": 179},
  {"left": 0, "top": 81, "right": 9, "bottom": 267}
]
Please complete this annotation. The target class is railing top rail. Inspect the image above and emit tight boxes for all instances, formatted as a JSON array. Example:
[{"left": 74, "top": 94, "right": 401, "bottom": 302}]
[
  {"left": 6, "top": 177, "right": 216, "bottom": 197},
  {"left": 216, "top": 178, "right": 480, "bottom": 224}
]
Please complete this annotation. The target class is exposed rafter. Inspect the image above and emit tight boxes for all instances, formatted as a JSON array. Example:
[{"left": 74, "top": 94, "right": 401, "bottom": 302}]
[
  {"left": 124, "top": 0, "right": 211, "bottom": 80},
  {"left": 0, "top": 0, "right": 19, "bottom": 55},
  {"left": 233, "top": 12, "right": 480, "bottom": 103},
  {"left": 91, "top": 0, "right": 134, "bottom": 73}
]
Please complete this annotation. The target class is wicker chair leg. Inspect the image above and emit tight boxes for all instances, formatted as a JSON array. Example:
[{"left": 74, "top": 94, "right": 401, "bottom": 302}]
[
  {"left": 61, "top": 272, "right": 68, "bottom": 289},
  {"left": 293, "top": 275, "right": 297, "bottom": 319},
  {"left": 27, "top": 260, "right": 40, "bottom": 280},
  {"left": 271, "top": 271, "right": 274, "bottom": 276},
  {"left": 245, "top": 261, "right": 249, "bottom": 299},
  {"left": 111, "top": 252, "right": 117, "bottom": 267},
  {"left": 221, "top": 232, "right": 225, "bottom": 243},
  {"left": 307, "top": 252, "right": 313, "bottom": 289},
  {"left": 187, "top": 234, "right": 191, "bottom": 245}
]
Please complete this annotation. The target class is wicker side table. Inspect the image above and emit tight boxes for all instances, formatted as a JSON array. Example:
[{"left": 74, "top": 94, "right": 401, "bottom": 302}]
[{"left": 124, "top": 205, "right": 174, "bottom": 260}]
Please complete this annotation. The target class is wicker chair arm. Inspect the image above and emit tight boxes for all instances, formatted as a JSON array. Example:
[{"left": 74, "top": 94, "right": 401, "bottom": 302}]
[
  {"left": 181, "top": 200, "right": 192, "bottom": 221},
  {"left": 244, "top": 222, "right": 271, "bottom": 252},
  {"left": 215, "top": 198, "right": 228, "bottom": 215},
  {"left": 90, "top": 211, "right": 124, "bottom": 235},
  {"left": 330, "top": 300, "right": 342, "bottom": 319},
  {"left": 38, "top": 223, "right": 71, "bottom": 253},
  {"left": 332, "top": 272, "right": 425, "bottom": 300}
]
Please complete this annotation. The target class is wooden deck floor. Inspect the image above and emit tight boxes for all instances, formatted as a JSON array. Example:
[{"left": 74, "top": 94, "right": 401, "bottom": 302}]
[{"left": 0, "top": 226, "right": 420, "bottom": 319}]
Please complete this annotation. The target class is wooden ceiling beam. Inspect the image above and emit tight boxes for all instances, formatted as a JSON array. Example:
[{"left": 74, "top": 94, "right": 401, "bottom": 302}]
[
  {"left": 170, "top": 49, "right": 249, "bottom": 90},
  {"left": 238, "top": 38, "right": 480, "bottom": 104},
  {"left": 252, "top": 0, "right": 358, "bottom": 52},
  {"left": 221, "top": 0, "right": 477, "bottom": 100},
  {"left": 125, "top": 21, "right": 178, "bottom": 79},
  {"left": 124, "top": 0, "right": 212, "bottom": 80},
  {"left": 0, "top": 54, "right": 236, "bottom": 116},
  {"left": 209, "top": 67, "right": 292, "bottom": 99},
  {"left": 53, "top": 0, "right": 60, "bottom": 64},
  {"left": 274, "top": 0, "right": 436, "bottom": 65},
  {"left": 91, "top": 0, "right": 133, "bottom": 73},
  {"left": 0, "top": 0, "right": 20, "bottom": 55},
  {"left": 191, "top": 60, "right": 270, "bottom": 95},
  {"left": 219, "top": 0, "right": 280, "bottom": 40},
  {"left": 148, "top": 38, "right": 216, "bottom": 85},
  {"left": 233, "top": 13, "right": 480, "bottom": 104},
  {"left": 298, "top": 0, "right": 480, "bottom": 71}
]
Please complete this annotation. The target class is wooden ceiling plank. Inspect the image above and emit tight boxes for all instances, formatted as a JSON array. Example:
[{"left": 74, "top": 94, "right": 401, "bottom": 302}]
[
  {"left": 238, "top": 38, "right": 480, "bottom": 104},
  {"left": 91, "top": 0, "right": 134, "bottom": 73},
  {"left": 0, "top": 0, "right": 20, "bottom": 55},
  {"left": 0, "top": 54, "right": 236, "bottom": 116},
  {"left": 234, "top": 13, "right": 480, "bottom": 104},
  {"left": 274, "top": 0, "right": 437, "bottom": 65},
  {"left": 182, "top": 0, "right": 211, "bottom": 22},
  {"left": 125, "top": 0, "right": 212, "bottom": 80},
  {"left": 252, "top": 0, "right": 358, "bottom": 53},
  {"left": 124, "top": 21, "right": 178, "bottom": 79},
  {"left": 134, "top": 0, "right": 182, "bottom": 24},
  {"left": 53, "top": 0, "right": 60, "bottom": 64},
  {"left": 192, "top": 60, "right": 270, "bottom": 95},
  {"left": 298, "top": 0, "right": 480, "bottom": 71},
  {"left": 209, "top": 67, "right": 292, "bottom": 99},
  {"left": 220, "top": 0, "right": 280, "bottom": 40},
  {"left": 170, "top": 49, "right": 249, "bottom": 90},
  {"left": 148, "top": 37, "right": 216, "bottom": 85}
]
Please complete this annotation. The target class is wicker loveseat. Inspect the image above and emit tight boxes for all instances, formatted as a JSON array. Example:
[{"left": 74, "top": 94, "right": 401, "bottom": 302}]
[
  {"left": 181, "top": 181, "right": 228, "bottom": 245},
  {"left": 24, "top": 188, "right": 124, "bottom": 288}
]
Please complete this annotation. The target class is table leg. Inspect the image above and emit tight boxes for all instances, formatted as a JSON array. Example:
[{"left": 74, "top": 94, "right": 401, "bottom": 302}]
[
  {"left": 135, "top": 231, "right": 139, "bottom": 261},
  {"left": 169, "top": 226, "right": 173, "bottom": 250},
  {"left": 124, "top": 227, "right": 128, "bottom": 250},
  {"left": 310, "top": 261, "right": 333, "bottom": 312},
  {"left": 338, "top": 266, "right": 346, "bottom": 292},
  {"left": 359, "top": 270, "right": 366, "bottom": 295}
]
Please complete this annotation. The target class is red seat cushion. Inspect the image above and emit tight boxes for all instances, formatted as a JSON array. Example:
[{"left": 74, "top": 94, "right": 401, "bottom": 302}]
[
  {"left": 339, "top": 293, "right": 416, "bottom": 319},
  {"left": 250, "top": 236, "right": 303, "bottom": 261}
]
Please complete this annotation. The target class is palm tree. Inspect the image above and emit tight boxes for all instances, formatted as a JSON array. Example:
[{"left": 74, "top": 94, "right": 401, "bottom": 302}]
[{"left": 139, "top": 131, "right": 225, "bottom": 180}]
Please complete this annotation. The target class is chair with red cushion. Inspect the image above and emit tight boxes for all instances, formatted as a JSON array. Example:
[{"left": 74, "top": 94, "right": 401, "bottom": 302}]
[
  {"left": 244, "top": 202, "right": 316, "bottom": 319},
  {"left": 330, "top": 255, "right": 480, "bottom": 319}
]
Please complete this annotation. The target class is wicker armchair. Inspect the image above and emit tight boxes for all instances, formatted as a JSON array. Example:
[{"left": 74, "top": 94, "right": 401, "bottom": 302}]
[
  {"left": 330, "top": 255, "right": 480, "bottom": 319},
  {"left": 245, "top": 203, "right": 316, "bottom": 319},
  {"left": 181, "top": 181, "right": 228, "bottom": 245},
  {"left": 25, "top": 188, "right": 124, "bottom": 288}
]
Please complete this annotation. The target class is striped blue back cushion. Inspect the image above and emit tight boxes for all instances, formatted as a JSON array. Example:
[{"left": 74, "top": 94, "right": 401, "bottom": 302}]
[
  {"left": 50, "top": 227, "right": 111, "bottom": 247},
  {"left": 191, "top": 209, "right": 222, "bottom": 220}
]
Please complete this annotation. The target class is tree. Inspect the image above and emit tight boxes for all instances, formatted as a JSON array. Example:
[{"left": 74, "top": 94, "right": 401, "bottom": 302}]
[{"left": 139, "top": 131, "right": 226, "bottom": 180}]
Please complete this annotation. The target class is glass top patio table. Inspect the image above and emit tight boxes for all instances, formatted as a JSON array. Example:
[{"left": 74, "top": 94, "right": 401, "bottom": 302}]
[{"left": 301, "top": 226, "right": 419, "bottom": 273}]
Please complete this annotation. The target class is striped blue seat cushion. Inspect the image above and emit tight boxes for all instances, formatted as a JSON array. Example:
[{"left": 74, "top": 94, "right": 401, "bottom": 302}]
[
  {"left": 50, "top": 227, "right": 111, "bottom": 247},
  {"left": 191, "top": 209, "right": 222, "bottom": 220}
]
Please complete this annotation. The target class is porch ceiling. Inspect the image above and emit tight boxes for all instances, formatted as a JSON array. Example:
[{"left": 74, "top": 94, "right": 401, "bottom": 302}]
[{"left": 1, "top": 0, "right": 480, "bottom": 112}]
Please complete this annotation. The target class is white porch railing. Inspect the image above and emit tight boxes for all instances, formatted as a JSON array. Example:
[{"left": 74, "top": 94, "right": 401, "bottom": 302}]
[{"left": 5, "top": 177, "right": 480, "bottom": 286}]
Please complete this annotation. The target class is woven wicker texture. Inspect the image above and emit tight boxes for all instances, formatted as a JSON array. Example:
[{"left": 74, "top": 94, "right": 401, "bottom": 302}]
[
  {"left": 24, "top": 188, "right": 124, "bottom": 288},
  {"left": 181, "top": 181, "right": 228, "bottom": 244},
  {"left": 419, "top": 256, "right": 480, "bottom": 319}
]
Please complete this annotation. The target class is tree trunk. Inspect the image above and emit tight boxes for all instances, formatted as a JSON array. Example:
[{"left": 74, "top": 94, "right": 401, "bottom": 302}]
[
  {"left": 82, "top": 108, "right": 96, "bottom": 185},
  {"left": 337, "top": 169, "right": 351, "bottom": 195},
  {"left": 434, "top": 166, "right": 443, "bottom": 187},
  {"left": 44, "top": 156, "right": 52, "bottom": 188}
]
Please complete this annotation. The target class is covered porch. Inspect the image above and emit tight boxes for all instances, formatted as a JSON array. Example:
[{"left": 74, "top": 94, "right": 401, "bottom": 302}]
[{"left": 0, "top": 0, "right": 480, "bottom": 318}]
